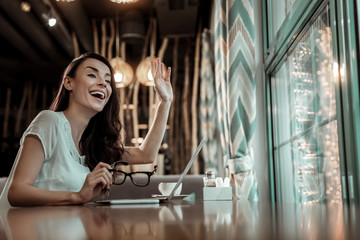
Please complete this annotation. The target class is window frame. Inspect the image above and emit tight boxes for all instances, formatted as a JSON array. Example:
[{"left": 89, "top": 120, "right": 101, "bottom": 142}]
[{"left": 263, "top": 0, "right": 360, "bottom": 204}]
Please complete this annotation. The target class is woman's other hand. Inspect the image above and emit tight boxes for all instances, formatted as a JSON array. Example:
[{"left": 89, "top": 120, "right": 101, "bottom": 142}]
[
  {"left": 77, "top": 162, "right": 113, "bottom": 203},
  {"left": 151, "top": 58, "right": 173, "bottom": 102}
]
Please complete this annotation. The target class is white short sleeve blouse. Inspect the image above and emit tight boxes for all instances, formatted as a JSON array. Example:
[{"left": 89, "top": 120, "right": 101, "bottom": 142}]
[{"left": 0, "top": 110, "right": 90, "bottom": 208}]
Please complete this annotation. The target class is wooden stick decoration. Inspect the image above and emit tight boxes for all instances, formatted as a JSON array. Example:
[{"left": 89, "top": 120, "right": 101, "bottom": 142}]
[
  {"left": 107, "top": 19, "right": 115, "bottom": 61},
  {"left": 92, "top": 19, "right": 99, "bottom": 54},
  {"left": 41, "top": 83, "right": 47, "bottom": 110},
  {"left": 100, "top": 19, "right": 107, "bottom": 57},
  {"left": 120, "top": 36, "right": 134, "bottom": 142},
  {"left": 191, "top": 23, "right": 202, "bottom": 174},
  {"left": 132, "top": 16, "right": 153, "bottom": 148},
  {"left": 119, "top": 89, "right": 125, "bottom": 143},
  {"left": 15, "top": 82, "right": 29, "bottom": 136},
  {"left": 26, "top": 81, "right": 33, "bottom": 126},
  {"left": 169, "top": 37, "right": 179, "bottom": 172},
  {"left": 150, "top": 18, "right": 157, "bottom": 58},
  {"left": 158, "top": 38, "right": 168, "bottom": 61},
  {"left": 72, "top": 32, "right": 80, "bottom": 57},
  {"left": 2, "top": 88, "right": 11, "bottom": 151},
  {"left": 124, "top": 68, "right": 134, "bottom": 144},
  {"left": 31, "top": 81, "right": 39, "bottom": 121},
  {"left": 182, "top": 40, "right": 191, "bottom": 171},
  {"left": 119, "top": 41, "right": 126, "bottom": 143},
  {"left": 176, "top": 97, "right": 185, "bottom": 173},
  {"left": 132, "top": 81, "right": 140, "bottom": 147}
]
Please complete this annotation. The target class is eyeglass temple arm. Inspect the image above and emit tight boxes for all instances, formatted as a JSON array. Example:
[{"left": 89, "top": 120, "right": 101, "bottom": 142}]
[
  {"left": 111, "top": 161, "right": 129, "bottom": 168},
  {"left": 152, "top": 165, "right": 158, "bottom": 174}
]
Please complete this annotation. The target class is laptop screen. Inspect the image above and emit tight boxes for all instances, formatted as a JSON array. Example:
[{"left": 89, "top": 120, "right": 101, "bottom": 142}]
[{"left": 167, "top": 137, "right": 206, "bottom": 200}]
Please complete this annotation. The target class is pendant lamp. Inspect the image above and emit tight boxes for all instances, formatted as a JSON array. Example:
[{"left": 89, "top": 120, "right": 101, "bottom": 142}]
[
  {"left": 110, "top": 57, "right": 134, "bottom": 88},
  {"left": 135, "top": 56, "right": 156, "bottom": 86}
]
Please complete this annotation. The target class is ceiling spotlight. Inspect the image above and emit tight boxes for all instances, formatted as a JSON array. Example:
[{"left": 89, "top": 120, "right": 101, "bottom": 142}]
[
  {"left": 20, "top": 1, "right": 31, "bottom": 12},
  {"left": 48, "top": 17, "right": 57, "bottom": 27}
]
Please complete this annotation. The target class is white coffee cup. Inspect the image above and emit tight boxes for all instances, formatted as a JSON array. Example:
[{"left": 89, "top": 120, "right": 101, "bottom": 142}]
[{"left": 158, "top": 182, "right": 182, "bottom": 196}]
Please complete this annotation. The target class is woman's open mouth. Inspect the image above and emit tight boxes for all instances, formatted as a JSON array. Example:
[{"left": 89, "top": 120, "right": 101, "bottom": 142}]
[{"left": 89, "top": 91, "right": 105, "bottom": 100}]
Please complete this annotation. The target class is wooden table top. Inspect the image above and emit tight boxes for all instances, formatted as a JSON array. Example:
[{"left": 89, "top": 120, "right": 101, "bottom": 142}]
[{"left": 1, "top": 199, "right": 359, "bottom": 240}]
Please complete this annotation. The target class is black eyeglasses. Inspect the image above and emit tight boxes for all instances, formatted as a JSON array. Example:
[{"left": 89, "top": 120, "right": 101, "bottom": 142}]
[{"left": 109, "top": 161, "right": 157, "bottom": 187}]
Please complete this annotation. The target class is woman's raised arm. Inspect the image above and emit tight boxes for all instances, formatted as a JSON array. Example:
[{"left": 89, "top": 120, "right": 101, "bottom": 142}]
[{"left": 122, "top": 58, "right": 173, "bottom": 164}]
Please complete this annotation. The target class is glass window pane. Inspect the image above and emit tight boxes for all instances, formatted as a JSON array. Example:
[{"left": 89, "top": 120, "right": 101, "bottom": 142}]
[
  {"left": 292, "top": 128, "right": 325, "bottom": 203},
  {"left": 276, "top": 144, "right": 296, "bottom": 202},
  {"left": 268, "top": 0, "right": 296, "bottom": 42},
  {"left": 271, "top": 5, "right": 342, "bottom": 204},
  {"left": 318, "top": 121, "right": 342, "bottom": 205},
  {"left": 272, "top": 62, "right": 292, "bottom": 146},
  {"left": 277, "top": 121, "right": 342, "bottom": 204}
]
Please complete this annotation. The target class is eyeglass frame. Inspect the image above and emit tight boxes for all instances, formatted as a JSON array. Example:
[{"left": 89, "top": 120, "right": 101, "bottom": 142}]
[{"left": 108, "top": 161, "right": 157, "bottom": 187}]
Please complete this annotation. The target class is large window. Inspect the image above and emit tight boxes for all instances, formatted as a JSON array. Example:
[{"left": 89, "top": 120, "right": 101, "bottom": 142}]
[
  {"left": 270, "top": 6, "right": 342, "bottom": 204},
  {"left": 265, "top": 0, "right": 360, "bottom": 205}
]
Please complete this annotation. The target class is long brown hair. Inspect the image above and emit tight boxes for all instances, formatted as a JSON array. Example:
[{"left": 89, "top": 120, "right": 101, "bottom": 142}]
[{"left": 50, "top": 52, "right": 124, "bottom": 170}]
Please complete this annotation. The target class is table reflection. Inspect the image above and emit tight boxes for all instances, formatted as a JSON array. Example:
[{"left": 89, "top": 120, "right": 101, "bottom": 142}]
[
  {"left": 5, "top": 206, "right": 111, "bottom": 240},
  {"left": 277, "top": 203, "right": 345, "bottom": 239},
  {"left": 0, "top": 200, "right": 359, "bottom": 240}
]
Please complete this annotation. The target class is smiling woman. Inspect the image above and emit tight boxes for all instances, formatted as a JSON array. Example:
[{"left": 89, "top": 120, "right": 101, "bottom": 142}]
[
  {"left": 0, "top": 52, "right": 173, "bottom": 207},
  {"left": 62, "top": 59, "right": 113, "bottom": 116}
]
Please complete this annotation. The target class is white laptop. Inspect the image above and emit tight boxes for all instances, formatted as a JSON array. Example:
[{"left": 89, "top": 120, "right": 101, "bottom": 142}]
[{"left": 95, "top": 137, "right": 206, "bottom": 205}]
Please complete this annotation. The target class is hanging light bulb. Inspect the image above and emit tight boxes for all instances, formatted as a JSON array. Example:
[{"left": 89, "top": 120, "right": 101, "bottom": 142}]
[
  {"left": 48, "top": 17, "right": 57, "bottom": 27},
  {"left": 110, "top": 57, "right": 134, "bottom": 88},
  {"left": 20, "top": 1, "right": 31, "bottom": 12},
  {"left": 147, "top": 69, "right": 154, "bottom": 81},
  {"left": 114, "top": 71, "right": 123, "bottom": 83}
]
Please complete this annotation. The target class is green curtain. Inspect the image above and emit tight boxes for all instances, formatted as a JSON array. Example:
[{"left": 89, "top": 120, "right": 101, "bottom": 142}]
[{"left": 214, "top": 0, "right": 258, "bottom": 200}]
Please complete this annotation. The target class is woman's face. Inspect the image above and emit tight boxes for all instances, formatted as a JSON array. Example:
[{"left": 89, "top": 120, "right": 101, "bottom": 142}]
[{"left": 66, "top": 58, "right": 113, "bottom": 116}]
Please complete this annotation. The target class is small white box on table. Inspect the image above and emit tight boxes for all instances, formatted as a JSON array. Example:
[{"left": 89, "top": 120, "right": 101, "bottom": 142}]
[{"left": 203, "top": 187, "right": 232, "bottom": 201}]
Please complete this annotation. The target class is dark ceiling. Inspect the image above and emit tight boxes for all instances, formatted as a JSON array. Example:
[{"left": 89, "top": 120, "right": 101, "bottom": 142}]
[{"left": 0, "top": 0, "right": 212, "bottom": 86}]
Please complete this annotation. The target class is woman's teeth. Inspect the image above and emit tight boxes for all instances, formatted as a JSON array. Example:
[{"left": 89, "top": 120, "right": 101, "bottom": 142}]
[{"left": 90, "top": 91, "right": 105, "bottom": 99}]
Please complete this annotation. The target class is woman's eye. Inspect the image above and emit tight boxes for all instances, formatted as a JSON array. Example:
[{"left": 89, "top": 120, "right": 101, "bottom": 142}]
[
  {"left": 105, "top": 80, "right": 111, "bottom": 84},
  {"left": 88, "top": 73, "right": 96, "bottom": 78}
]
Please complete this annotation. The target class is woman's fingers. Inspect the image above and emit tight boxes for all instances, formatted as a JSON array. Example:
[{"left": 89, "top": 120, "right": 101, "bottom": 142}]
[
  {"left": 151, "top": 58, "right": 169, "bottom": 80},
  {"left": 92, "top": 172, "right": 111, "bottom": 189},
  {"left": 79, "top": 163, "right": 114, "bottom": 203},
  {"left": 90, "top": 162, "right": 113, "bottom": 189},
  {"left": 166, "top": 67, "right": 171, "bottom": 81},
  {"left": 94, "top": 162, "right": 112, "bottom": 171},
  {"left": 160, "top": 63, "right": 164, "bottom": 78}
]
